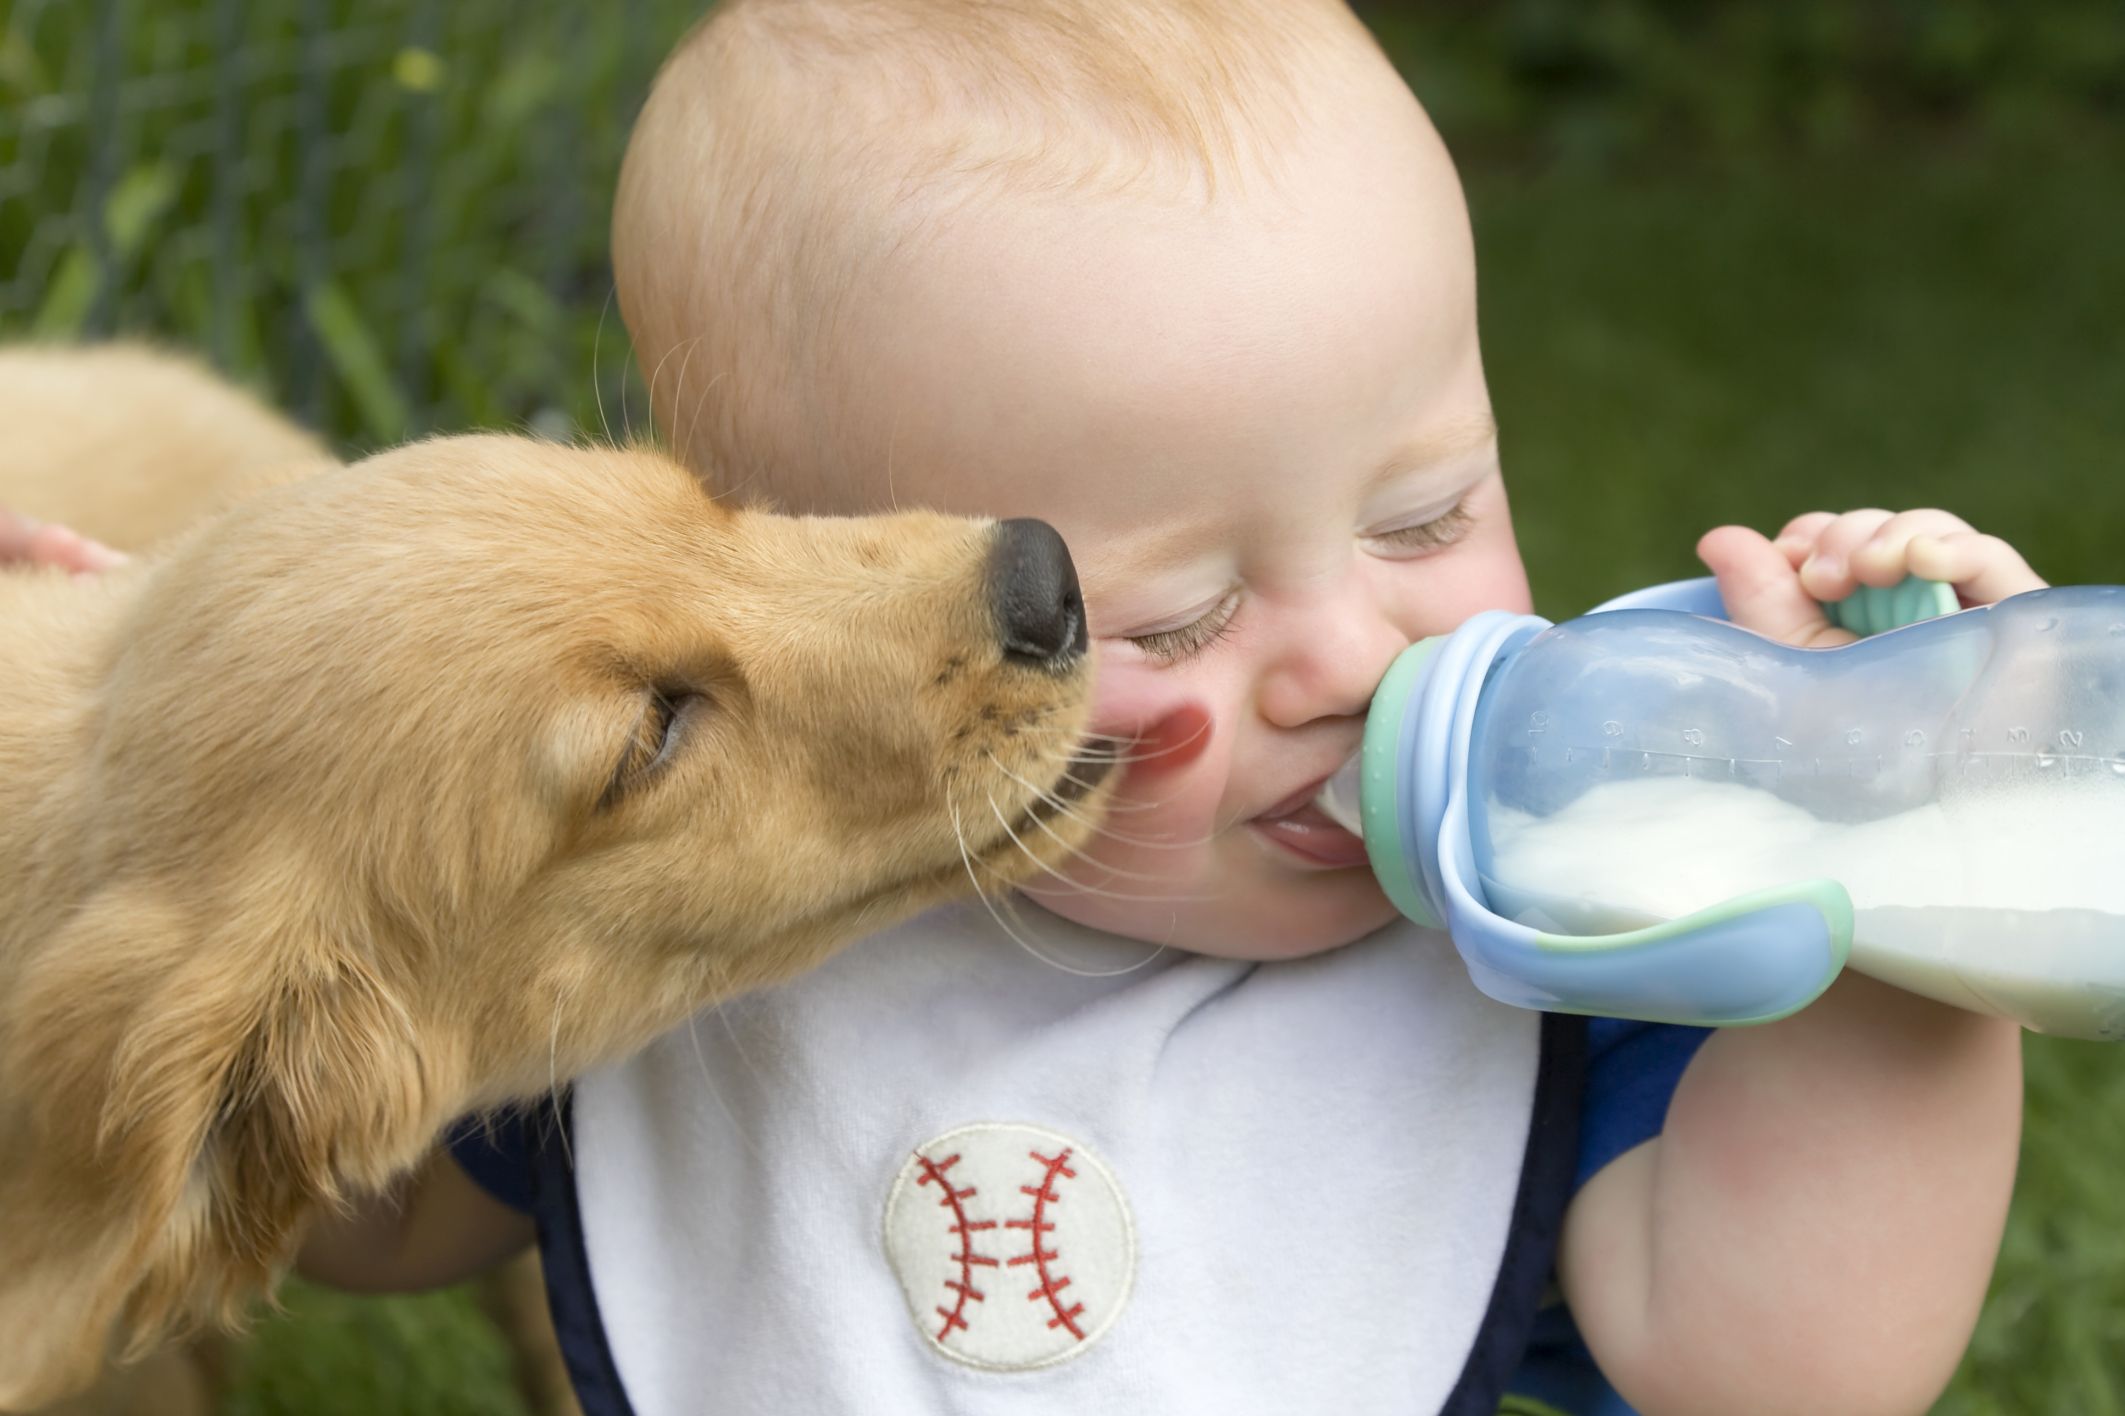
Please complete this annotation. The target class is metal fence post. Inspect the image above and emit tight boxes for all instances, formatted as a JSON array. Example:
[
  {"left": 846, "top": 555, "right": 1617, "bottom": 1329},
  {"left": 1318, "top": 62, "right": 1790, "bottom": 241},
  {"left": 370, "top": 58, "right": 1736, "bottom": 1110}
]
[{"left": 81, "top": 0, "right": 125, "bottom": 337}]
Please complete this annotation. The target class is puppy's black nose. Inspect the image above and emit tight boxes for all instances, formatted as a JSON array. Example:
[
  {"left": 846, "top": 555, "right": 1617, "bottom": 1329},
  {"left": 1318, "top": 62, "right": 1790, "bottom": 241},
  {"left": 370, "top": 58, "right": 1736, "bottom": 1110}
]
[{"left": 988, "top": 518, "right": 1086, "bottom": 667}]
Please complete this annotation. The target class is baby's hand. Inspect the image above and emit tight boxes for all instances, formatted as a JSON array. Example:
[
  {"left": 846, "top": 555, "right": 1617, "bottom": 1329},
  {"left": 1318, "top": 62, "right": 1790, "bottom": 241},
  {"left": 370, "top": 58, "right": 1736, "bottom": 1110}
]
[
  {"left": 1698, "top": 508, "right": 2046, "bottom": 648},
  {"left": 0, "top": 509, "right": 128, "bottom": 575}
]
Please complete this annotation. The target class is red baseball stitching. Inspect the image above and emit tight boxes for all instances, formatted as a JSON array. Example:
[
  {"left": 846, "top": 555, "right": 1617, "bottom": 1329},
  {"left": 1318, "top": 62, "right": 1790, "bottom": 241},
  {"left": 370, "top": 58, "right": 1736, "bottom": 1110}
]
[
  {"left": 916, "top": 1151, "right": 998, "bottom": 1342},
  {"left": 1007, "top": 1147, "right": 1086, "bottom": 1340}
]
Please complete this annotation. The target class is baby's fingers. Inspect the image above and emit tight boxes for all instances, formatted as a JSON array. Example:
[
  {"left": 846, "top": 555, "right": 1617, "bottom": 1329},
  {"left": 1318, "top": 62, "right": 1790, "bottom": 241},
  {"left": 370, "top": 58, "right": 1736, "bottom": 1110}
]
[
  {"left": 1698, "top": 525, "right": 1856, "bottom": 649},
  {"left": 1845, "top": 509, "right": 1979, "bottom": 589},
  {"left": 1907, "top": 531, "right": 2047, "bottom": 606},
  {"left": 0, "top": 511, "right": 128, "bottom": 573},
  {"left": 1794, "top": 508, "right": 1897, "bottom": 601},
  {"left": 1769, "top": 511, "right": 1839, "bottom": 569}
]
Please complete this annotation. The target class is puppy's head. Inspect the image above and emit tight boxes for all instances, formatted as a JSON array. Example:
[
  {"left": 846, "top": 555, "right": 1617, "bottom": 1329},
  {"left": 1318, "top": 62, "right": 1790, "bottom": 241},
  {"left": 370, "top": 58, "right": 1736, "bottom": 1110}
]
[{"left": 0, "top": 436, "right": 1111, "bottom": 1406}]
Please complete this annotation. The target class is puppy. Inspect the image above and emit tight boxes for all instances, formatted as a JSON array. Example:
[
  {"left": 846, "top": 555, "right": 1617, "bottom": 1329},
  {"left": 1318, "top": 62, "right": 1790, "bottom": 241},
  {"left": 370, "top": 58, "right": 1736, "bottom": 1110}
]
[{"left": 0, "top": 359, "right": 1109, "bottom": 1410}]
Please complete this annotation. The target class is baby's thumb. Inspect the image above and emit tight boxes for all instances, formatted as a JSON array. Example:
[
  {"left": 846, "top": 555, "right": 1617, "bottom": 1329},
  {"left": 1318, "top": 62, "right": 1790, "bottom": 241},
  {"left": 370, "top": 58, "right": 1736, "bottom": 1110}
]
[{"left": 1697, "top": 525, "right": 1854, "bottom": 649}]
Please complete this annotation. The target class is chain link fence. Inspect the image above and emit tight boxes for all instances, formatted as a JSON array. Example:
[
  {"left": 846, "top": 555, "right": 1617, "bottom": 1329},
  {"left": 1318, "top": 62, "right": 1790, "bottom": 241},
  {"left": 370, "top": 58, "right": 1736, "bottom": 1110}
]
[
  {"left": 1, "top": 0, "right": 709, "bottom": 452},
  {"left": 8, "top": 0, "right": 2119, "bottom": 454}
]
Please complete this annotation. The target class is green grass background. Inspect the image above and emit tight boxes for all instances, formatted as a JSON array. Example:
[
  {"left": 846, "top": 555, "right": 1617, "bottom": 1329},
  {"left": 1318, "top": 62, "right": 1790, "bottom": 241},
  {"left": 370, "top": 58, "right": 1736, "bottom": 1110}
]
[{"left": 6, "top": 2, "right": 2125, "bottom": 1411}]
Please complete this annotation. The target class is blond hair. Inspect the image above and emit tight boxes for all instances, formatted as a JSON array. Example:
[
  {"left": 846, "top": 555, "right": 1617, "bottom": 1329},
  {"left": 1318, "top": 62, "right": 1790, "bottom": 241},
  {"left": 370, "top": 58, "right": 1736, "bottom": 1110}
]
[{"left": 613, "top": 0, "right": 1381, "bottom": 504}]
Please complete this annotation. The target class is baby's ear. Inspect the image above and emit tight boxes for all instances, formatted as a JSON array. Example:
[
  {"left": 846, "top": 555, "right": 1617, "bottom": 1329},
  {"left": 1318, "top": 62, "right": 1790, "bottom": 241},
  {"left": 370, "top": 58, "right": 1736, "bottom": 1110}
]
[{"left": 0, "top": 883, "right": 428, "bottom": 1409}]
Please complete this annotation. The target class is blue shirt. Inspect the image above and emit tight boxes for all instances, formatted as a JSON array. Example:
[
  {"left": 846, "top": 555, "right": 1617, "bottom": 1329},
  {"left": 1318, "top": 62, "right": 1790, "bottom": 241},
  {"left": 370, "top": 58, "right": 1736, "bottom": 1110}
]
[{"left": 1506, "top": 1018, "right": 1711, "bottom": 1415}]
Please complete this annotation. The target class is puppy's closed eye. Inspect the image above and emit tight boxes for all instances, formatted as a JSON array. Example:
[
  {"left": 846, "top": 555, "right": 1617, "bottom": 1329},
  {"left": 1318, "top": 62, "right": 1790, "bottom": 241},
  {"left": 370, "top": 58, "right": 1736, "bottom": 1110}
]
[{"left": 602, "top": 686, "right": 707, "bottom": 808}]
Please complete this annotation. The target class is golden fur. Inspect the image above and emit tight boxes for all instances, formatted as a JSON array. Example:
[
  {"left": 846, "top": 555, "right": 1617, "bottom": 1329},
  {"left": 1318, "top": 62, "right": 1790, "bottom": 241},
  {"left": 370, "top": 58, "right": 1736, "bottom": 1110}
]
[
  {"left": 0, "top": 346, "right": 1110, "bottom": 1410},
  {"left": 0, "top": 344, "right": 332, "bottom": 549}
]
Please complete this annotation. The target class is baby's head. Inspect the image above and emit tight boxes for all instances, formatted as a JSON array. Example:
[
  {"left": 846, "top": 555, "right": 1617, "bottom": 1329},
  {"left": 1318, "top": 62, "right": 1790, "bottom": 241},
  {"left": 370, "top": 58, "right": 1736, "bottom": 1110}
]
[{"left": 615, "top": 0, "right": 1531, "bottom": 959}]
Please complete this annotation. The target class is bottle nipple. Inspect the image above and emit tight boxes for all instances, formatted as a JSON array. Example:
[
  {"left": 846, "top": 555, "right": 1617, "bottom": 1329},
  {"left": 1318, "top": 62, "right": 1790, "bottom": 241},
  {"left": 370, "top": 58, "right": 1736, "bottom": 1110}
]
[{"left": 1313, "top": 750, "right": 1365, "bottom": 838}]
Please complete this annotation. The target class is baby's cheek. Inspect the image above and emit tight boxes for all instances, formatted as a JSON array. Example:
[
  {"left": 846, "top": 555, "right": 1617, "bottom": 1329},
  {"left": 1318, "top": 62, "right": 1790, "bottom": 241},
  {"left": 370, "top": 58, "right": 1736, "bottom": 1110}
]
[
  {"left": 1057, "top": 735, "right": 1230, "bottom": 923},
  {"left": 1075, "top": 654, "right": 1234, "bottom": 855},
  {"left": 1087, "top": 651, "right": 1170, "bottom": 739},
  {"left": 1394, "top": 498, "right": 1534, "bottom": 635},
  {"left": 1088, "top": 652, "right": 1213, "bottom": 766}
]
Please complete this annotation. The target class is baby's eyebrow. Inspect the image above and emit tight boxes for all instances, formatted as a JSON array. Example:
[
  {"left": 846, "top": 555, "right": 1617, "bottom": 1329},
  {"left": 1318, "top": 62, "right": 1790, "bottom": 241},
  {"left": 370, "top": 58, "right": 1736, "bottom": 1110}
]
[
  {"left": 1365, "top": 414, "right": 1499, "bottom": 494},
  {"left": 1074, "top": 415, "right": 1502, "bottom": 604},
  {"left": 1078, "top": 524, "right": 1228, "bottom": 602}
]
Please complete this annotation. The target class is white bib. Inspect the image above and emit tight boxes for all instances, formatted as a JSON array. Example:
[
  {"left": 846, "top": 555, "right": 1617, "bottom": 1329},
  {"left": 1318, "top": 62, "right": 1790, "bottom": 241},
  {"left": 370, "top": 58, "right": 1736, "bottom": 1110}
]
[{"left": 548, "top": 905, "right": 1562, "bottom": 1415}]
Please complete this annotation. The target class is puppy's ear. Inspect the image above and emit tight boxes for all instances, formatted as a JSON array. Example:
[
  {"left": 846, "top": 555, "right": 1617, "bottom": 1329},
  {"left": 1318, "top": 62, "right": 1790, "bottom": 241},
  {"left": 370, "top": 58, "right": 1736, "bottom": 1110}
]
[{"left": 0, "top": 884, "right": 427, "bottom": 1410}]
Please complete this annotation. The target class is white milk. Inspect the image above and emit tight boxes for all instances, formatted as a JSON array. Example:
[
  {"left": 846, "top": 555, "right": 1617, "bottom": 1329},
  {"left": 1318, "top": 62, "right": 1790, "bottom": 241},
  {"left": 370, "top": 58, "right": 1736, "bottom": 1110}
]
[{"left": 1481, "top": 777, "right": 2125, "bottom": 1038}]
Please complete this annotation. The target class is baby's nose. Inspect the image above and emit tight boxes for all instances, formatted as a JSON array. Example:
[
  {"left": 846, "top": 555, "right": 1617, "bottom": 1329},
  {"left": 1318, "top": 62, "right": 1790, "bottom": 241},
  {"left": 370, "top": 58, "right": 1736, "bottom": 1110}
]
[
  {"left": 1258, "top": 596, "right": 1410, "bottom": 729},
  {"left": 988, "top": 519, "right": 1086, "bottom": 667}
]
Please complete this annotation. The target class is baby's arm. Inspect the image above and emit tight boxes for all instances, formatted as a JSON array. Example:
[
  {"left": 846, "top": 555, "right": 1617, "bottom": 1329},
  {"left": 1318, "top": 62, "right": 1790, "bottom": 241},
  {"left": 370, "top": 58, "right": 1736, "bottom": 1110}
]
[
  {"left": 1559, "top": 509, "right": 2036, "bottom": 1416},
  {"left": 297, "top": 1147, "right": 534, "bottom": 1294}
]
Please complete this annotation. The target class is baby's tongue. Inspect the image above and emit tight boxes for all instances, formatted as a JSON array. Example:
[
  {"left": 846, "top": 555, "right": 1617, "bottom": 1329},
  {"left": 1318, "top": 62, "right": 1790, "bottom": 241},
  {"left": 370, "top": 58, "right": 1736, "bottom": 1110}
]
[{"left": 1255, "top": 785, "right": 1371, "bottom": 868}]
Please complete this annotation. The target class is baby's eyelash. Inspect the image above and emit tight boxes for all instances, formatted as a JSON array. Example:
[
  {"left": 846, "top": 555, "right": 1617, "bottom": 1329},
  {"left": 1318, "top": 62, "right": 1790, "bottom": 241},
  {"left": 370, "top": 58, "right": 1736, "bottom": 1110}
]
[
  {"left": 1369, "top": 500, "right": 1476, "bottom": 553},
  {"left": 1126, "top": 592, "right": 1240, "bottom": 665}
]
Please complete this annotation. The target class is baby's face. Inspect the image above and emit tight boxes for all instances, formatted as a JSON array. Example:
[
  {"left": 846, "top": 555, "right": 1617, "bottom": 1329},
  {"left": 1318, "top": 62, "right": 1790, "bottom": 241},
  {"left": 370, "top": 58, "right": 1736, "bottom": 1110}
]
[{"left": 819, "top": 77, "right": 1529, "bottom": 958}]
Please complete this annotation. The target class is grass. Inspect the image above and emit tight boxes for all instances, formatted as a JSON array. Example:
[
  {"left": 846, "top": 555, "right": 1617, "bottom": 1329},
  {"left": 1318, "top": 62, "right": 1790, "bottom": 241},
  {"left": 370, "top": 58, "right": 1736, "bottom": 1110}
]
[
  {"left": 224, "top": 1284, "right": 527, "bottom": 1416},
  {"left": 6, "top": 8, "right": 2125, "bottom": 1412},
  {"left": 1, "top": 0, "right": 705, "bottom": 444},
  {"left": 1474, "top": 146, "right": 2125, "bottom": 613}
]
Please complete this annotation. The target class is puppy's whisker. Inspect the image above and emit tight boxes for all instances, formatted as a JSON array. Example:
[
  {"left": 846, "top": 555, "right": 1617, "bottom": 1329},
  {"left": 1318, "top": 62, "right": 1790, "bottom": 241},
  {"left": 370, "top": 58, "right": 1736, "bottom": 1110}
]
[
  {"left": 670, "top": 337, "right": 712, "bottom": 462},
  {"left": 616, "top": 294, "right": 635, "bottom": 442},
  {"left": 1059, "top": 740, "right": 1202, "bottom": 768},
  {"left": 984, "top": 792, "right": 1081, "bottom": 891},
  {"left": 1015, "top": 733, "right": 1204, "bottom": 815},
  {"left": 985, "top": 793, "right": 1209, "bottom": 902},
  {"left": 987, "top": 753, "right": 1206, "bottom": 849},
  {"left": 992, "top": 891, "right": 1172, "bottom": 977},
  {"left": 1015, "top": 878, "right": 1220, "bottom": 904},
  {"left": 1054, "top": 768, "right": 1174, "bottom": 813},
  {"left": 673, "top": 337, "right": 701, "bottom": 455},
  {"left": 1067, "top": 717, "right": 1214, "bottom": 762},
  {"left": 1015, "top": 794, "right": 1197, "bottom": 883},
  {"left": 685, "top": 1005, "right": 767, "bottom": 1166},
  {"left": 592, "top": 283, "right": 617, "bottom": 447},
  {"left": 642, "top": 334, "right": 697, "bottom": 449},
  {"left": 1015, "top": 725, "right": 1208, "bottom": 777},
  {"left": 681, "top": 366, "right": 728, "bottom": 476},
  {"left": 1004, "top": 751, "right": 1163, "bottom": 814},
  {"left": 953, "top": 803, "right": 1164, "bottom": 977},
  {"left": 991, "top": 752, "right": 1214, "bottom": 848},
  {"left": 885, "top": 404, "right": 904, "bottom": 514}
]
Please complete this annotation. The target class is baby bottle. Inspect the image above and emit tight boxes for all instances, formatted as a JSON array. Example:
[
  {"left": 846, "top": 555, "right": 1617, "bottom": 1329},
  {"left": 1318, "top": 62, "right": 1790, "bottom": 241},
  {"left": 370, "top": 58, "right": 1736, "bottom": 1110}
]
[{"left": 1316, "top": 578, "right": 2125, "bottom": 1040}]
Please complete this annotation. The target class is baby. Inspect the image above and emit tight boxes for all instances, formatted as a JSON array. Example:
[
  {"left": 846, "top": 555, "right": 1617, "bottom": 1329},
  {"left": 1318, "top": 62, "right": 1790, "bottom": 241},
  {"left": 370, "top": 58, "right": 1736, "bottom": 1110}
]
[{"left": 304, "top": 2, "right": 2040, "bottom": 1411}]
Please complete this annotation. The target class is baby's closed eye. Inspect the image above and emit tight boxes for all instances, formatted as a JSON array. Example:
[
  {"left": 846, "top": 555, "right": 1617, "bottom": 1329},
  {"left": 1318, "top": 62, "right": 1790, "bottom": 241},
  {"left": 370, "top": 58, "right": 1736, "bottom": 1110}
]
[
  {"left": 1362, "top": 496, "right": 1476, "bottom": 558},
  {"left": 1123, "top": 588, "right": 1242, "bottom": 665},
  {"left": 1116, "top": 496, "right": 1485, "bottom": 667}
]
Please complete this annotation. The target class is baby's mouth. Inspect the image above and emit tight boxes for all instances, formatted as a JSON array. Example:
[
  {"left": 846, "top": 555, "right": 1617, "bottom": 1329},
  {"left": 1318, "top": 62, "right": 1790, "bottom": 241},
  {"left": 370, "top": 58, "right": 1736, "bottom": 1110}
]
[{"left": 1249, "top": 775, "right": 1371, "bottom": 870}]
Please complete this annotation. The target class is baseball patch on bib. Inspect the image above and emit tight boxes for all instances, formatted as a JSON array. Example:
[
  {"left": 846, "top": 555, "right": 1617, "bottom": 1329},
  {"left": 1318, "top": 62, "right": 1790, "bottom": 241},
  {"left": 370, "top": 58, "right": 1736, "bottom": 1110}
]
[{"left": 884, "top": 1122, "right": 1134, "bottom": 1371}]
